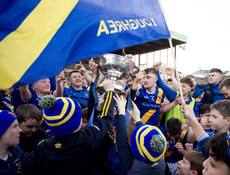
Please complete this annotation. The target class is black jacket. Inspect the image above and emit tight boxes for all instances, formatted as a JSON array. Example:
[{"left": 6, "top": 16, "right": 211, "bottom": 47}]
[{"left": 27, "top": 91, "right": 115, "bottom": 175}]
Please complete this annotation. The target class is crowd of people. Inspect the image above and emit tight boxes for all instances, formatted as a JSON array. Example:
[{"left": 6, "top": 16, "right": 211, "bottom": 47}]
[{"left": 1, "top": 55, "right": 230, "bottom": 175}]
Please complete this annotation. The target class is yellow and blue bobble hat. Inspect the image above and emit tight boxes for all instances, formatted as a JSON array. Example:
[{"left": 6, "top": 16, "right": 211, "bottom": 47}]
[
  {"left": 0, "top": 110, "right": 17, "bottom": 137},
  {"left": 131, "top": 124, "right": 166, "bottom": 164},
  {"left": 39, "top": 95, "right": 82, "bottom": 136}
]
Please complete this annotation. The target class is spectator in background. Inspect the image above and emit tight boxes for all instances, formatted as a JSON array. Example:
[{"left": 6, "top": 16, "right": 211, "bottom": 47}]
[
  {"left": 187, "top": 75, "right": 206, "bottom": 111},
  {"left": 219, "top": 77, "right": 230, "bottom": 99},
  {"left": 197, "top": 68, "right": 225, "bottom": 104}
]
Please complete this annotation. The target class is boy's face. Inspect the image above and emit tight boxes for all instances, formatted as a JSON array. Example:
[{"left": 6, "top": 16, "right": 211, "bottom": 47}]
[
  {"left": 208, "top": 72, "right": 221, "bottom": 85},
  {"left": 181, "top": 83, "right": 192, "bottom": 96},
  {"left": 70, "top": 72, "right": 82, "bottom": 87},
  {"left": 200, "top": 112, "right": 211, "bottom": 128},
  {"left": 1, "top": 120, "right": 21, "bottom": 147},
  {"left": 190, "top": 78, "right": 196, "bottom": 91},
  {"left": 19, "top": 119, "right": 40, "bottom": 137},
  {"left": 220, "top": 86, "right": 230, "bottom": 99},
  {"left": 203, "top": 154, "right": 229, "bottom": 175},
  {"left": 167, "top": 81, "right": 174, "bottom": 90},
  {"left": 33, "top": 78, "right": 51, "bottom": 94},
  {"left": 80, "top": 118, "right": 88, "bottom": 132},
  {"left": 176, "top": 157, "right": 191, "bottom": 175},
  {"left": 142, "top": 72, "right": 158, "bottom": 90},
  {"left": 209, "top": 109, "right": 229, "bottom": 132}
]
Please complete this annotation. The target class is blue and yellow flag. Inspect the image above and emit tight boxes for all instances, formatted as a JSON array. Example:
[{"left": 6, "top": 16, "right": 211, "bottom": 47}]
[{"left": 0, "top": 0, "right": 170, "bottom": 89}]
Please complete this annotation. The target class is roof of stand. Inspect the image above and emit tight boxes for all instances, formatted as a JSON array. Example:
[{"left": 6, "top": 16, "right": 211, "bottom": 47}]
[{"left": 112, "top": 31, "right": 187, "bottom": 55}]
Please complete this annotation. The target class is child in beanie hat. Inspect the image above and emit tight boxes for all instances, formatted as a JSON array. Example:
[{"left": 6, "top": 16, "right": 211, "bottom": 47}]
[
  {"left": 27, "top": 79, "right": 116, "bottom": 175},
  {"left": 0, "top": 110, "right": 17, "bottom": 137},
  {"left": 39, "top": 95, "right": 82, "bottom": 136},
  {"left": 0, "top": 110, "right": 29, "bottom": 175},
  {"left": 114, "top": 96, "right": 166, "bottom": 175}
]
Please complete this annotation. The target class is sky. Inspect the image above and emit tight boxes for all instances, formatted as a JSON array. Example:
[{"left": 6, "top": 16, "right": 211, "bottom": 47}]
[{"left": 159, "top": 0, "right": 230, "bottom": 75}]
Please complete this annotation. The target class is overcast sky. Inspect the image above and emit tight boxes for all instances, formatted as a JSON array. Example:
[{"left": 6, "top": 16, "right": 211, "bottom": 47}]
[{"left": 160, "top": 0, "right": 230, "bottom": 74}]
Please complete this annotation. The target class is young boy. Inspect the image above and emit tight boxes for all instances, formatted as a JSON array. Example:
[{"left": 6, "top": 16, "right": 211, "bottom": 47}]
[
  {"left": 199, "top": 104, "right": 212, "bottom": 133},
  {"left": 182, "top": 99, "right": 230, "bottom": 159},
  {"left": 0, "top": 110, "right": 28, "bottom": 174},
  {"left": 187, "top": 75, "right": 206, "bottom": 111},
  {"left": 114, "top": 95, "right": 167, "bottom": 174},
  {"left": 155, "top": 65, "right": 199, "bottom": 125},
  {"left": 219, "top": 77, "right": 230, "bottom": 99},
  {"left": 176, "top": 151, "right": 204, "bottom": 175},
  {"left": 27, "top": 79, "right": 115, "bottom": 175},
  {"left": 159, "top": 118, "right": 191, "bottom": 174},
  {"left": 15, "top": 104, "right": 49, "bottom": 152},
  {"left": 203, "top": 132, "right": 230, "bottom": 175},
  {"left": 165, "top": 77, "right": 199, "bottom": 125}
]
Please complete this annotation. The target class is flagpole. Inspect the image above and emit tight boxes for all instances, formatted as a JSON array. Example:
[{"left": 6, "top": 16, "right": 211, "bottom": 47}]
[{"left": 168, "top": 38, "right": 185, "bottom": 103}]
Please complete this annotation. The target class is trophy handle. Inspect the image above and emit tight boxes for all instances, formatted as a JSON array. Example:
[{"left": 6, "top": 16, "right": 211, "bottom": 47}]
[{"left": 132, "top": 66, "right": 140, "bottom": 75}]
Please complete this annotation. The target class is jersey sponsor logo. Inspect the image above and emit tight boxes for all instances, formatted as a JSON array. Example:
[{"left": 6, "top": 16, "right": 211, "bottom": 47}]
[{"left": 142, "top": 102, "right": 160, "bottom": 108}]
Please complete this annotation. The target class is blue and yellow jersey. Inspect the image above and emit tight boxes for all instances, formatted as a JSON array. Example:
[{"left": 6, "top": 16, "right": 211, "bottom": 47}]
[
  {"left": 63, "top": 86, "right": 89, "bottom": 107},
  {"left": 159, "top": 126, "right": 188, "bottom": 163},
  {"left": 192, "top": 86, "right": 205, "bottom": 110},
  {"left": 134, "top": 85, "right": 165, "bottom": 126}
]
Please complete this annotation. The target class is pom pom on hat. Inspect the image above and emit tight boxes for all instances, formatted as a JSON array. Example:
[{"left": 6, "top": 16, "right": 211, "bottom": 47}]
[
  {"left": 40, "top": 95, "right": 82, "bottom": 136},
  {"left": 0, "top": 110, "right": 17, "bottom": 137},
  {"left": 131, "top": 124, "right": 166, "bottom": 164},
  {"left": 39, "top": 95, "right": 56, "bottom": 109}
]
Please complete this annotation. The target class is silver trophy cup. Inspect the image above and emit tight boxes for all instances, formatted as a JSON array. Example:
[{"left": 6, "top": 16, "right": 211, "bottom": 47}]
[{"left": 96, "top": 53, "right": 139, "bottom": 94}]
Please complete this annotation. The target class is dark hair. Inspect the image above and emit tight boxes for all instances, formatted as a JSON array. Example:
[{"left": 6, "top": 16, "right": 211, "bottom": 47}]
[
  {"left": 210, "top": 100, "right": 230, "bottom": 119},
  {"left": 184, "top": 151, "right": 204, "bottom": 175},
  {"left": 166, "top": 118, "right": 182, "bottom": 136},
  {"left": 16, "top": 104, "right": 42, "bottom": 123},
  {"left": 220, "top": 77, "right": 230, "bottom": 90},
  {"left": 144, "top": 68, "right": 157, "bottom": 76},
  {"left": 180, "top": 77, "right": 194, "bottom": 88},
  {"left": 81, "top": 107, "right": 88, "bottom": 120},
  {"left": 167, "top": 78, "right": 172, "bottom": 82},
  {"left": 69, "top": 70, "right": 82, "bottom": 78},
  {"left": 208, "top": 132, "right": 230, "bottom": 168},
  {"left": 199, "top": 104, "right": 211, "bottom": 115},
  {"left": 209, "top": 68, "right": 222, "bottom": 74}
]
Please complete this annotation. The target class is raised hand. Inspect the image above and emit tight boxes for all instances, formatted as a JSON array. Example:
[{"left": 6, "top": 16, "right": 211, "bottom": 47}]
[
  {"left": 153, "top": 62, "right": 162, "bottom": 71},
  {"left": 181, "top": 103, "right": 196, "bottom": 121},
  {"left": 56, "top": 70, "right": 65, "bottom": 83},
  {"left": 165, "top": 66, "right": 173, "bottom": 76},
  {"left": 75, "top": 61, "right": 86, "bottom": 73},
  {"left": 127, "top": 101, "right": 141, "bottom": 123},
  {"left": 89, "top": 58, "right": 98, "bottom": 75},
  {"left": 113, "top": 94, "right": 127, "bottom": 115},
  {"left": 133, "top": 72, "right": 144, "bottom": 84},
  {"left": 102, "top": 79, "right": 114, "bottom": 92}
]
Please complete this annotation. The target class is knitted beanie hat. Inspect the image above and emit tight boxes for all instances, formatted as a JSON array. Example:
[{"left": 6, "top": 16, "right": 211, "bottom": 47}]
[
  {"left": 131, "top": 124, "right": 166, "bottom": 164},
  {"left": 39, "top": 95, "right": 82, "bottom": 136},
  {"left": 0, "top": 110, "right": 17, "bottom": 137}
]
